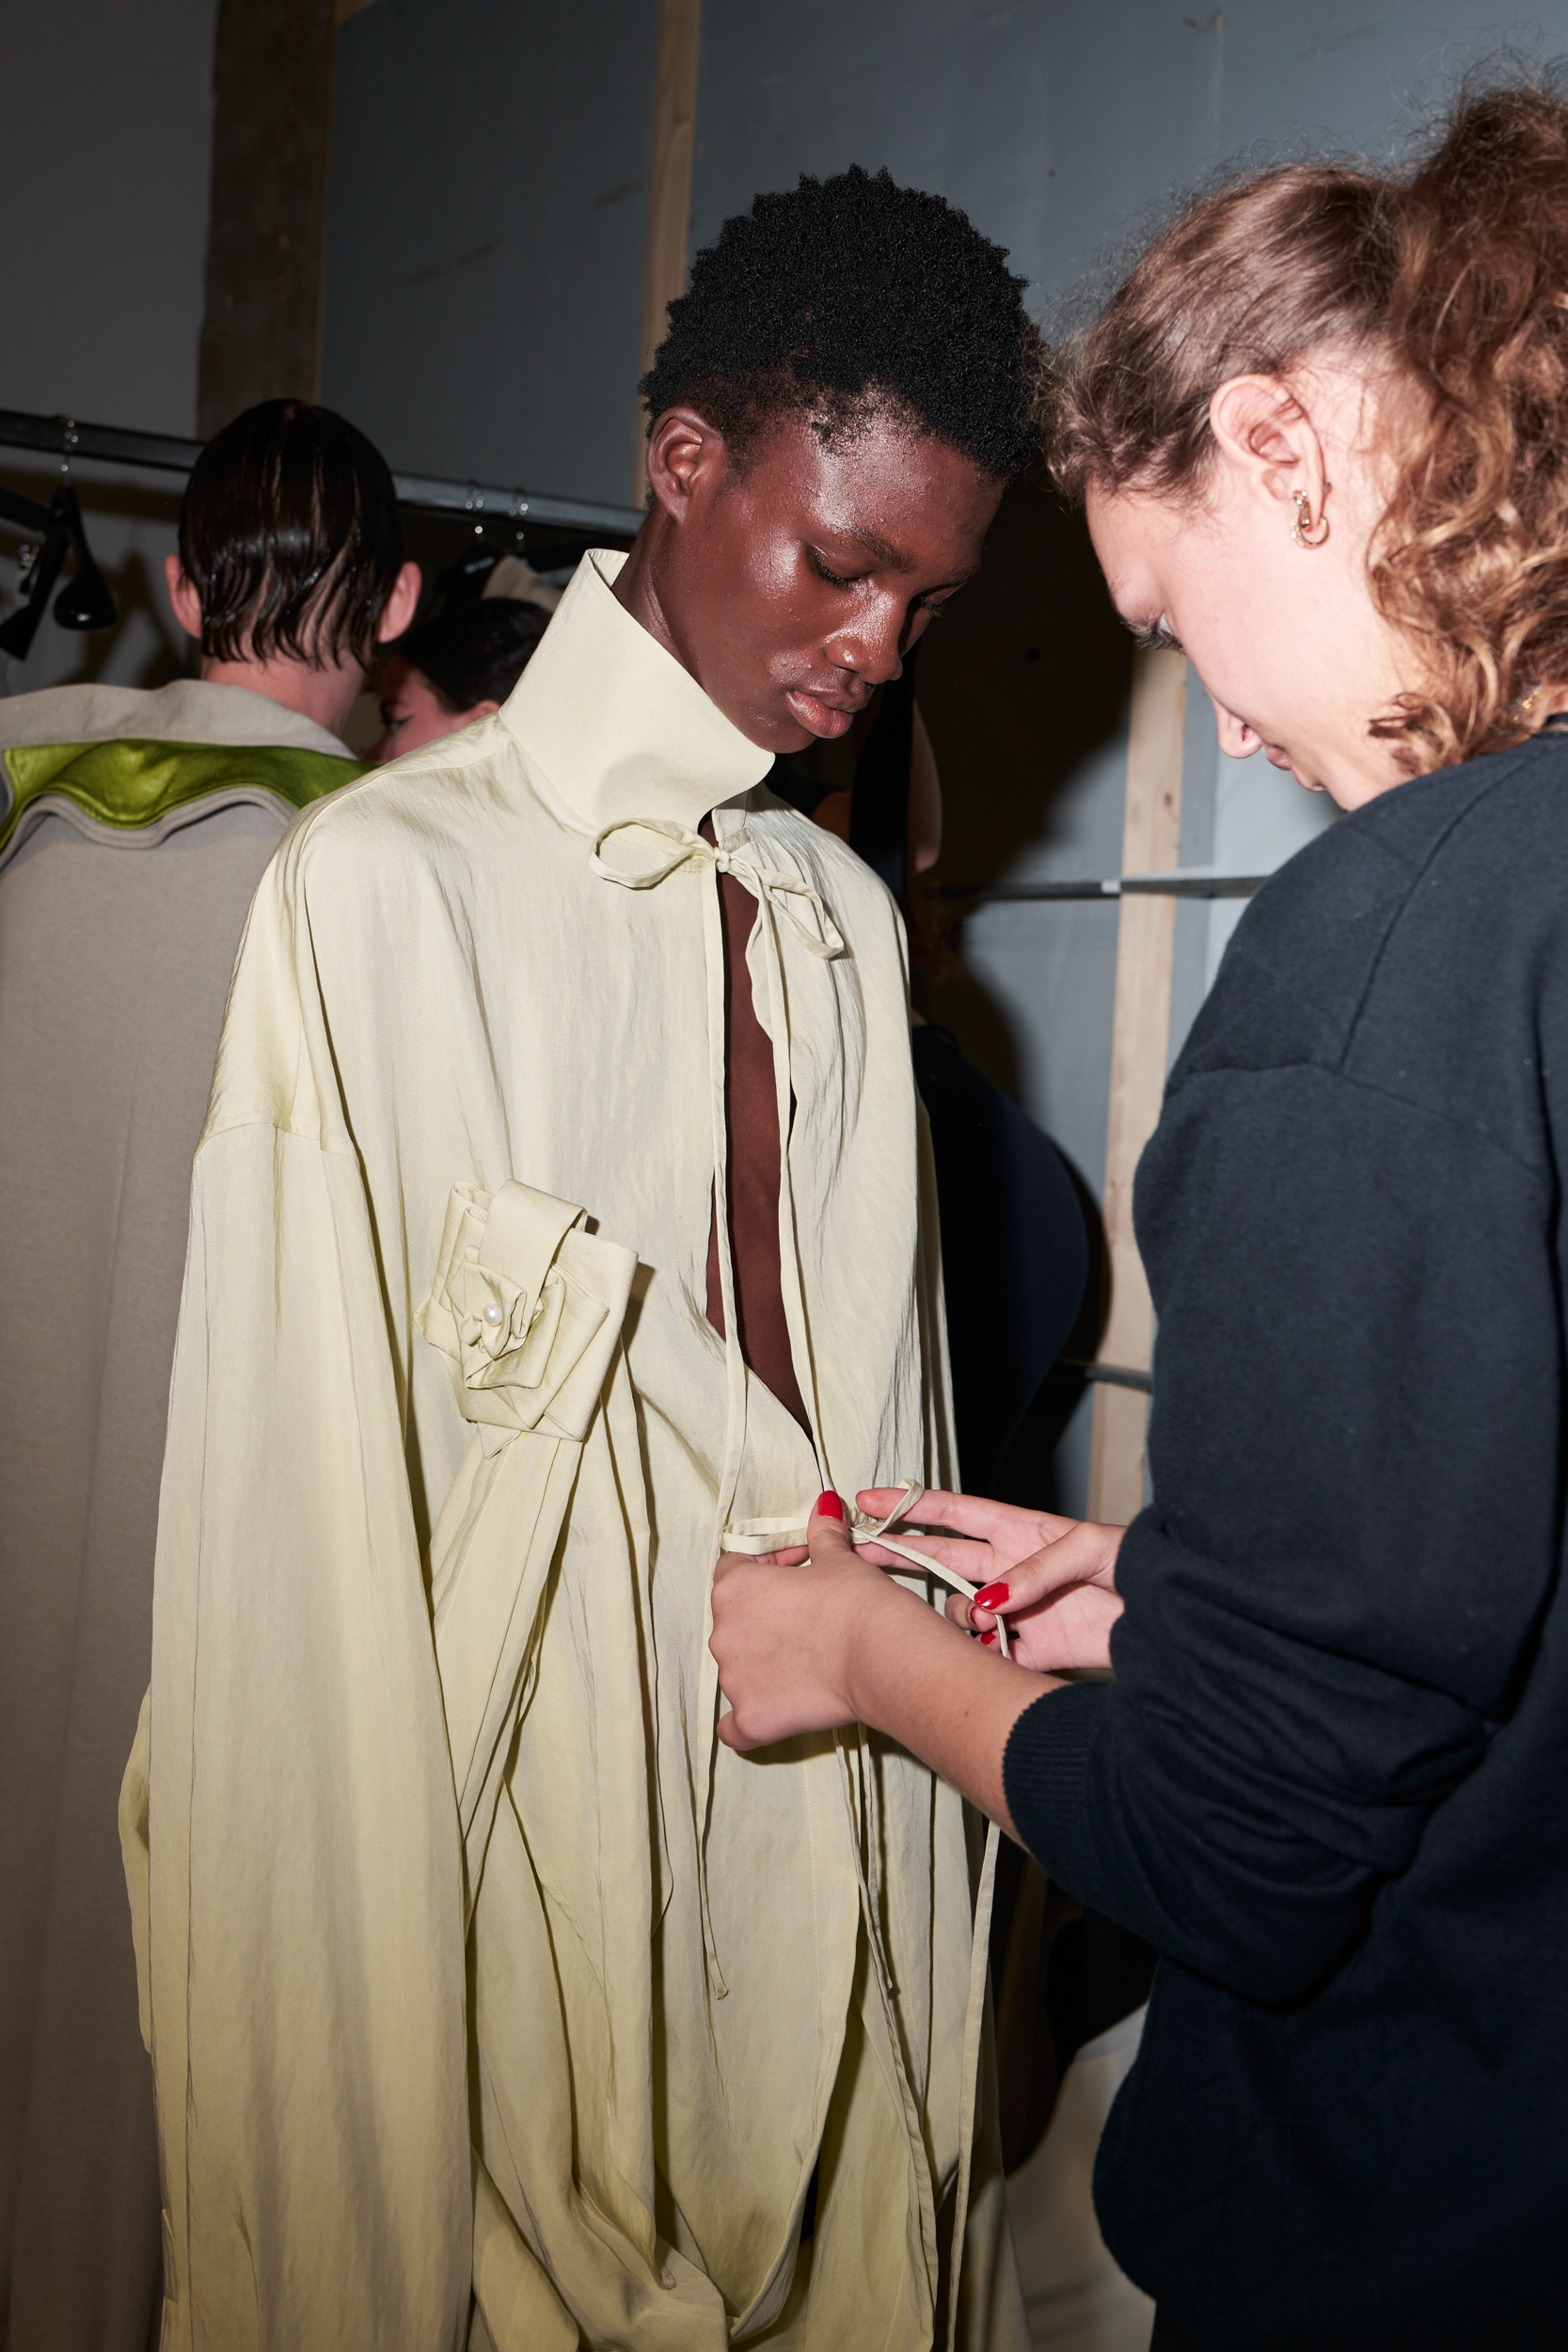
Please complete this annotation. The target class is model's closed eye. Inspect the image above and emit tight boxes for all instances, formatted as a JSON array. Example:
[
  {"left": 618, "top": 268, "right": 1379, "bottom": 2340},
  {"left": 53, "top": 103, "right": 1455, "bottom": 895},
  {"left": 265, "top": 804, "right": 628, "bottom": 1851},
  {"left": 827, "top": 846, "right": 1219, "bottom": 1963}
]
[{"left": 808, "top": 549, "right": 858, "bottom": 589}]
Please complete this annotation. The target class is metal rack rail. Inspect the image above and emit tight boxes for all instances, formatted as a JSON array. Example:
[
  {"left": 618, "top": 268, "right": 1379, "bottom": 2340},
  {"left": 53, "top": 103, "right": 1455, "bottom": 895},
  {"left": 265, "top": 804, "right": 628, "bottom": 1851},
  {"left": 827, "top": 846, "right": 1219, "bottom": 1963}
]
[
  {"left": 942, "top": 870, "right": 1265, "bottom": 903},
  {"left": 0, "top": 406, "right": 646, "bottom": 539}
]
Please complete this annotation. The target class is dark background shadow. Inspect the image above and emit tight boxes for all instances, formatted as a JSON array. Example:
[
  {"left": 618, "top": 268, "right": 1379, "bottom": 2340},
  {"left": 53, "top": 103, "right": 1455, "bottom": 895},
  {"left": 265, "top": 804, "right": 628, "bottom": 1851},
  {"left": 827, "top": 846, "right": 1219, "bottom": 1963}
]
[{"left": 916, "top": 468, "right": 1132, "bottom": 1503}]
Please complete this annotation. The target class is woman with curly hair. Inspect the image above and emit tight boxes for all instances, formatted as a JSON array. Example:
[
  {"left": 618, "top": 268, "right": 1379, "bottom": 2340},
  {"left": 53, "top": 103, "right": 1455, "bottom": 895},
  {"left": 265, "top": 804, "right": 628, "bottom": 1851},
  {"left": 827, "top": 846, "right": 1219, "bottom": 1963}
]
[{"left": 712, "top": 75, "right": 1568, "bottom": 2351}]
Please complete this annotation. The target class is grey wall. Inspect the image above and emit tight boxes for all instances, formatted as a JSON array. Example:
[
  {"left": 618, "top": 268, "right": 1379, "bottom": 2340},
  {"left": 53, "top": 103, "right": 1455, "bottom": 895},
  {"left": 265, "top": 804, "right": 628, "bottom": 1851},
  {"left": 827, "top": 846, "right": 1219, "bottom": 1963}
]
[
  {"left": 320, "top": 0, "right": 1568, "bottom": 1505},
  {"left": 322, "top": 0, "right": 660, "bottom": 508},
  {"left": 0, "top": 0, "right": 218, "bottom": 694}
]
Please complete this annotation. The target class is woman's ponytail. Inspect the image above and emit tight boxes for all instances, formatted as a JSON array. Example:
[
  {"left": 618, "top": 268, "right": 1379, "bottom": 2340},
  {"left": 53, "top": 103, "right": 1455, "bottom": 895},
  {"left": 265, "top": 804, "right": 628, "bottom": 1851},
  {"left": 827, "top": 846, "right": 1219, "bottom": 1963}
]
[{"left": 1373, "top": 81, "right": 1568, "bottom": 767}]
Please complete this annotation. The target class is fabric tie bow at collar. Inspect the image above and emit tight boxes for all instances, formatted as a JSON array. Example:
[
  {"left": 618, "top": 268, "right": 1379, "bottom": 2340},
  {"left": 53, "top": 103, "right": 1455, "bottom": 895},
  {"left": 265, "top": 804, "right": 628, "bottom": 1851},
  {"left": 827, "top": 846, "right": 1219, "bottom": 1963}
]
[{"left": 591, "top": 817, "right": 847, "bottom": 960}]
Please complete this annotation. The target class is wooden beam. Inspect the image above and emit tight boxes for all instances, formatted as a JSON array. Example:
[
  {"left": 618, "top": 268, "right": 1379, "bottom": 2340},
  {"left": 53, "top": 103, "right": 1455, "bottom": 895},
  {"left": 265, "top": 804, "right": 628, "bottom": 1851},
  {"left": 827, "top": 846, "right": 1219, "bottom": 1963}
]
[
  {"left": 197, "top": 0, "right": 339, "bottom": 439},
  {"left": 1086, "top": 646, "right": 1187, "bottom": 1523},
  {"left": 635, "top": 0, "right": 703, "bottom": 501}
]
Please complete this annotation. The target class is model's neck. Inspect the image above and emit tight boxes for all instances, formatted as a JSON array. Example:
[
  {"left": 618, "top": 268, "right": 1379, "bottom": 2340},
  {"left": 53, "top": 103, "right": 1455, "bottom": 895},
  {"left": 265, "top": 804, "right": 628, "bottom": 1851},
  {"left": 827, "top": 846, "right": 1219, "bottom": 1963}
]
[
  {"left": 197, "top": 651, "right": 363, "bottom": 743},
  {"left": 610, "top": 516, "right": 687, "bottom": 675}
]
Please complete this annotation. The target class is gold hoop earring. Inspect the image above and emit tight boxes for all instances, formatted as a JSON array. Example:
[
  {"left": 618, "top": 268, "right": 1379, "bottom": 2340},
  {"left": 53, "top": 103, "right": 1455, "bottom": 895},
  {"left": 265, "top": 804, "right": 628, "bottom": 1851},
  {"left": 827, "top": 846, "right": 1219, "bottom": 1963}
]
[{"left": 1291, "top": 487, "right": 1330, "bottom": 548}]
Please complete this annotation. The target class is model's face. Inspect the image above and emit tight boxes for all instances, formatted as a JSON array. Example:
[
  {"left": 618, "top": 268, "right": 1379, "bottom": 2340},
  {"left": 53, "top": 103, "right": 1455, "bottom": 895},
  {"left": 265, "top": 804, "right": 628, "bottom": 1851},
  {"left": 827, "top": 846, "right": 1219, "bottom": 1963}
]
[
  {"left": 628, "top": 405, "right": 1003, "bottom": 754},
  {"left": 371, "top": 657, "right": 498, "bottom": 765}
]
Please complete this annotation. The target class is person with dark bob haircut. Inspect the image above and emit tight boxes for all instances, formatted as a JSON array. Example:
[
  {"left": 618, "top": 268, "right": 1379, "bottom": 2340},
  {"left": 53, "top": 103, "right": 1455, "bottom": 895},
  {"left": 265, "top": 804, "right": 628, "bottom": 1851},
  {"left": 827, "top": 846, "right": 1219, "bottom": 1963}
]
[
  {"left": 712, "top": 72, "right": 1568, "bottom": 2352},
  {"left": 0, "top": 394, "right": 415, "bottom": 2351},
  {"left": 372, "top": 596, "right": 551, "bottom": 764},
  {"left": 124, "top": 169, "right": 1042, "bottom": 2345},
  {"left": 169, "top": 396, "right": 414, "bottom": 678}
]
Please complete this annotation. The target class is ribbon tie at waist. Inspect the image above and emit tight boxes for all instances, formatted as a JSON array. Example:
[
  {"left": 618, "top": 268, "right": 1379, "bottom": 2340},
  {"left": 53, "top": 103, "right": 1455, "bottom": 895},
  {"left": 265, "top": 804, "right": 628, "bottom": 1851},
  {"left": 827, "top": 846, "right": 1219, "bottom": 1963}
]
[
  {"left": 592, "top": 816, "right": 847, "bottom": 960},
  {"left": 722, "top": 1482, "right": 1011, "bottom": 1658}
]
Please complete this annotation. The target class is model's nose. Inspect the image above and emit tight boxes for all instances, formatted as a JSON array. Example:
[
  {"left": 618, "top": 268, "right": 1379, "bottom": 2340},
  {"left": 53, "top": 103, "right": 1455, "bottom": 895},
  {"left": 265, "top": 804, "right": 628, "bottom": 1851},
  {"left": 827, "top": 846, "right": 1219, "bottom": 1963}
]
[{"left": 825, "top": 596, "right": 906, "bottom": 686}]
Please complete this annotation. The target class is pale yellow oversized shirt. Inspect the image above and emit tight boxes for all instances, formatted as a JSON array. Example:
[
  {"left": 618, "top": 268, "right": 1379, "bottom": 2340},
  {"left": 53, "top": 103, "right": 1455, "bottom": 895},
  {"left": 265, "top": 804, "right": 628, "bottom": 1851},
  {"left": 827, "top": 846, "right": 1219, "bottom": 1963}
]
[{"left": 124, "top": 551, "right": 1025, "bottom": 2351}]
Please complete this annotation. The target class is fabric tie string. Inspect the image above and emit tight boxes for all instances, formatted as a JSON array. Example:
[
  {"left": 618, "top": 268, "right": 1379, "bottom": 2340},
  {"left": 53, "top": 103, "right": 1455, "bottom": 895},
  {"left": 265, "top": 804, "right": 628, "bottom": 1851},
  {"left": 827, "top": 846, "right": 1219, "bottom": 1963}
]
[
  {"left": 851, "top": 1481, "right": 1011, "bottom": 1659},
  {"left": 719, "top": 1480, "right": 1006, "bottom": 2345},
  {"left": 851, "top": 1479, "right": 1006, "bottom": 2350},
  {"left": 721, "top": 1481, "right": 1011, "bottom": 1661},
  {"left": 591, "top": 817, "right": 847, "bottom": 961}
]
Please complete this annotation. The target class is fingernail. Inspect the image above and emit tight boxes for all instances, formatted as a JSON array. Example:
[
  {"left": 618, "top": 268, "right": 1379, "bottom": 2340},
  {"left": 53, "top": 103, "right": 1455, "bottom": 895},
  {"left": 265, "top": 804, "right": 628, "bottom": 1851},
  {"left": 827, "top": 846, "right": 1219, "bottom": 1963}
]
[
  {"left": 816, "top": 1489, "right": 845, "bottom": 1522},
  {"left": 979, "top": 1630, "right": 997, "bottom": 1646},
  {"left": 974, "top": 1581, "right": 1009, "bottom": 1610}
]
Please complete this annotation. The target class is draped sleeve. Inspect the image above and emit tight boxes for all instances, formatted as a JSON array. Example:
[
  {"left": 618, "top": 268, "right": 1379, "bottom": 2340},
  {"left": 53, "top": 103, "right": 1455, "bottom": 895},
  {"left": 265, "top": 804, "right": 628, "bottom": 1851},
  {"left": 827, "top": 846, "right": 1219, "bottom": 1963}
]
[{"left": 121, "top": 825, "right": 474, "bottom": 2350}]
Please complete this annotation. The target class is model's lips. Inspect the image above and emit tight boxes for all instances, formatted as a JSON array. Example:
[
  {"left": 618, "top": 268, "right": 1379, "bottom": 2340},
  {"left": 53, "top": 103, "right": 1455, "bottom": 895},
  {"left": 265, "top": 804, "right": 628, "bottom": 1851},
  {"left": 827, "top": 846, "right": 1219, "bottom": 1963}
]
[{"left": 785, "top": 687, "right": 861, "bottom": 740}]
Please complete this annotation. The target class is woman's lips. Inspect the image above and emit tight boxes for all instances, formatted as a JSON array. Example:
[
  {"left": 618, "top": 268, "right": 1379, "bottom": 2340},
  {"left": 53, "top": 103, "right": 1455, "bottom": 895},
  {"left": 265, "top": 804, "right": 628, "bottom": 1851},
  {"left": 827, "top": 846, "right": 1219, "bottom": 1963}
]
[{"left": 785, "top": 688, "right": 856, "bottom": 739}]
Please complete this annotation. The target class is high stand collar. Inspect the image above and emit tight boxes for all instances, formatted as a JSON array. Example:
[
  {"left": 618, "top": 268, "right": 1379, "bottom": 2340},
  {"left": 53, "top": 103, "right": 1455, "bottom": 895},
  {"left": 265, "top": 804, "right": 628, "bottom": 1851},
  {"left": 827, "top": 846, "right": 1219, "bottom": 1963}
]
[{"left": 499, "top": 548, "right": 774, "bottom": 837}]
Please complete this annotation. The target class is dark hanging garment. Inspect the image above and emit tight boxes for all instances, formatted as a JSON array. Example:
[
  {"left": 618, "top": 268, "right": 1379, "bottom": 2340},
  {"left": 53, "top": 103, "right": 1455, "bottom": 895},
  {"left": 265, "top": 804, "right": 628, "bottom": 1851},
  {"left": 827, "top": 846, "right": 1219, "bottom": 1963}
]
[
  {"left": 768, "top": 644, "right": 1088, "bottom": 1488},
  {"left": 847, "top": 641, "right": 921, "bottom": 909},
  {"left": 911, "top": 1022, "right": 1087, "bottom": 1493}
]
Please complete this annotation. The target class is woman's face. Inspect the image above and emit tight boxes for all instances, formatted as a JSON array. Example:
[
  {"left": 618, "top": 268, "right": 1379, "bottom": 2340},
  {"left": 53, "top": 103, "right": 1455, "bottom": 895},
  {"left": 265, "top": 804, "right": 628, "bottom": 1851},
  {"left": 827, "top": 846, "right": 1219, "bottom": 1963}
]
[
  {"left": 371, "top": 657, "right": 499, "bottom": 765},
  {"left": 1085, "top": 368, "right": 1416, "bottom": 811}
]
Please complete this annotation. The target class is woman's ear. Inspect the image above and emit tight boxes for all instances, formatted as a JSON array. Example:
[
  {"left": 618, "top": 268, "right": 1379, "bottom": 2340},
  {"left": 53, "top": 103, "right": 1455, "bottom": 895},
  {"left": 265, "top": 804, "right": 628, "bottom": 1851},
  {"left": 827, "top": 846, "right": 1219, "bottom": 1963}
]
[{"left": 1209, "top": 373, "right": 1328, "bottom": 529}]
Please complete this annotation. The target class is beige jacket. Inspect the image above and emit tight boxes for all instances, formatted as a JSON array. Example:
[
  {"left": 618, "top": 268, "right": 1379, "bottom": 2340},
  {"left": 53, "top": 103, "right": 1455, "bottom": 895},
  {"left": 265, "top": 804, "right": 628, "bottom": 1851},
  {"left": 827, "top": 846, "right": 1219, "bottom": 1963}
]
[
  {"left": 124, "top": 553, "right": 1024, "bottom": 2350},
  {"left": 0, "top": 677, "right": 356, "bottom": 2352}
]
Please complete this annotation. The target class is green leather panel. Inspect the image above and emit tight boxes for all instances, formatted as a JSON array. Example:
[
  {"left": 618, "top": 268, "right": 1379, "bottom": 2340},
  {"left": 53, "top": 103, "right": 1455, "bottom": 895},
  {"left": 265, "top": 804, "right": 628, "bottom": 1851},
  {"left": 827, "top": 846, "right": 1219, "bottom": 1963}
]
[{"left": 0, "top": 737, "right": 366, "bottom": 858}]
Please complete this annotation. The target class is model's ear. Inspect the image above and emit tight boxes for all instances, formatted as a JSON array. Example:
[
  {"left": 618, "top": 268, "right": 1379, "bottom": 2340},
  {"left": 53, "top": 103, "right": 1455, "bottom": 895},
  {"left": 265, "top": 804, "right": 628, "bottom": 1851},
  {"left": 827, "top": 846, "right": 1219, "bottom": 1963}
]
[
  {"left": 164, "top": 552, "right": 203, "bottom": 643},
  {"left": 644, "top": 405, "right": 730, "bottom": 525},
  {"left": 1209, "top": 373, "right": 1329, "bottom": 532},
  {"left": 376, "top": 561, "right": 422, "bottom": 645}
]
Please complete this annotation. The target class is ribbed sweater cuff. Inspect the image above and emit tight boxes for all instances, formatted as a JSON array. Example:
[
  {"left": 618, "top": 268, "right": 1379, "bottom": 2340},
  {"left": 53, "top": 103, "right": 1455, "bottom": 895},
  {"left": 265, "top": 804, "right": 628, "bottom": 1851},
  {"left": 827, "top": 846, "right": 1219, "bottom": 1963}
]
[{"left": 1002, "top": 1678, "right": 1113, "bottom": 1903}]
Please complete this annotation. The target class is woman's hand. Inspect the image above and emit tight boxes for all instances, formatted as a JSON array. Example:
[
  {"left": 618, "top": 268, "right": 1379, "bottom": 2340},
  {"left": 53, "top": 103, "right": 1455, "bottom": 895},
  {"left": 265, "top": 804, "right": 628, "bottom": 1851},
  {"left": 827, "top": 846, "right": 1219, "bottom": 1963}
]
[
  {"left": 857, "top": 1487, "right": 1127, "bottom": 1675},
  {"left": 711, "top": 1488, "right": 1066, "bottom": 1832},
  {"left": 712, "top": 1493, "right": 918, "bottom": 1751}
]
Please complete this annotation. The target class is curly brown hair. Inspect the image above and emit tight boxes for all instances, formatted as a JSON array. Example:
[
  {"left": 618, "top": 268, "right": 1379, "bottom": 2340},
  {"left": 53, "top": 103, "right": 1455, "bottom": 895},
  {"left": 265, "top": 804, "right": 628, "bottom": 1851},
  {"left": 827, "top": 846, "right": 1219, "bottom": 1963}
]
[{"left": 1046, "top": 75, "right": 1568, "bottom": 774}]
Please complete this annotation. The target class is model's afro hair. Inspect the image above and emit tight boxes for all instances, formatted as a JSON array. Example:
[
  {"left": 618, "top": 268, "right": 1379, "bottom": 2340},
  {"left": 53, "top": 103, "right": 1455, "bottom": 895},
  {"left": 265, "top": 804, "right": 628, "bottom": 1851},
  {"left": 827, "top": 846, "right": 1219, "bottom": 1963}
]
[{"left": 641, "top": 165, "right": 1040, "bottom": 479}]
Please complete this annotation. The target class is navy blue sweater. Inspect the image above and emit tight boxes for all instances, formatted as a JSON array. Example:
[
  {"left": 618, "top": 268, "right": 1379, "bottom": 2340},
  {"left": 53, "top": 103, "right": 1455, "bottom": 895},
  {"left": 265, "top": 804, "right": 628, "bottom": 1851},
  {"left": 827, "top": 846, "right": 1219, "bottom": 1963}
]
[{"left": 1005, "top": 732, "right": 1568, "bottom": 2349}]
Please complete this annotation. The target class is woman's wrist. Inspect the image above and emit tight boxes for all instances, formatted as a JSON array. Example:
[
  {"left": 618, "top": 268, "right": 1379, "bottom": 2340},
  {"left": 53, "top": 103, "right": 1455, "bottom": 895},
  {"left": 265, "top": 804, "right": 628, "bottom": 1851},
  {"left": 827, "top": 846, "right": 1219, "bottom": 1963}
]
[
  {"left": 839, "top": 1559, "right": 933, "bottom": 1729},
  {"left": 839, "top": 1566, "right": 1065, "bottom": 1832}
]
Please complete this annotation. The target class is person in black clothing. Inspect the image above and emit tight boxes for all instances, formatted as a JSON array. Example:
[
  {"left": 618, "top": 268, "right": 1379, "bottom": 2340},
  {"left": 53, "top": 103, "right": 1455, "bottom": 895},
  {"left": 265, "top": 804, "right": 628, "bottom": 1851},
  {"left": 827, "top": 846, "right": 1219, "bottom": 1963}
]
[{"left": 709, "top": 72, "right": 1568, "bottom": 2350}]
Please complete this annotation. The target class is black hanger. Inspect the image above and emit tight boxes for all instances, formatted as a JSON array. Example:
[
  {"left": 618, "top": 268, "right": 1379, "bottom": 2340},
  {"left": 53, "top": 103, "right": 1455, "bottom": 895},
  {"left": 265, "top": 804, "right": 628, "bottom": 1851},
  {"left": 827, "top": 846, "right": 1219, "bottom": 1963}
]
[{"left": 0, "top": 483, "right": 117, "bottom": 660}]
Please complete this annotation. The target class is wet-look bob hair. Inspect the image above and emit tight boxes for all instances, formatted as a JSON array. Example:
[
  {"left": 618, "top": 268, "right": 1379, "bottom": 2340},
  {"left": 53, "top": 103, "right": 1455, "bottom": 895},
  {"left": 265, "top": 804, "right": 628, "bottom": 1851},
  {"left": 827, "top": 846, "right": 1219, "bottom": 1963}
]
[
  {"left": 177, "top": 399, "right": 404, "bottom": 671},
  {"left": 1046, "top": 74, "right": 1568, "bottom": 774}
]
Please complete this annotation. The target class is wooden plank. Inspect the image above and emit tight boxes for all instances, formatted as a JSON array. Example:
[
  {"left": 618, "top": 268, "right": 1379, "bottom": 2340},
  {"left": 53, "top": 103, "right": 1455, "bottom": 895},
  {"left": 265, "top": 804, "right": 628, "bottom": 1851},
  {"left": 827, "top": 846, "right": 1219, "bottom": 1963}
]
[
  {"left": 197, "top": 0, "right": 339, "bottom": 438},
  {"left": 1086, "top": 646, "right": 1187, "bottom": 1522},
  {"left": 634, "top": 0, "right": 704, "bottom": 501}
]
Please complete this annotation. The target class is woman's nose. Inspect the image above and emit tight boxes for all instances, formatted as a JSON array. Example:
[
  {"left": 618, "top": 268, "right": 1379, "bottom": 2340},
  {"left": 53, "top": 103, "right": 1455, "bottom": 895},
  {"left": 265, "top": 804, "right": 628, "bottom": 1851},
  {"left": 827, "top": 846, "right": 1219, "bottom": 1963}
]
[{"left": 1213, "top": 700, "right": 1259, "bottom": 759}]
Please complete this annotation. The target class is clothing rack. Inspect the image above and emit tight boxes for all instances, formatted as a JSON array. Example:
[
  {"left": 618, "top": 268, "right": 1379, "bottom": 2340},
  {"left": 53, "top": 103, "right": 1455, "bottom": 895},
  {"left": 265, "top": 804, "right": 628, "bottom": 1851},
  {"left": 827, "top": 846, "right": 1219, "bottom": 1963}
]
[
  {"left": 0, "top": 407, "right": 647, "bottom": 540},
  {"left": 942, "top": 869, "right": 1264, "bottom": 903}
]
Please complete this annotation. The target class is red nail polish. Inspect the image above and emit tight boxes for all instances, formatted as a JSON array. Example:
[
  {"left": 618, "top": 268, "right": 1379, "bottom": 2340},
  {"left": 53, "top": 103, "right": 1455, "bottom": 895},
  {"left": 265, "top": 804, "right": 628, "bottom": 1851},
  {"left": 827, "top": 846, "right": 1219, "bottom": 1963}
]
[
  {"left": 979, "top": 1629, "right": 997, "bottom": 1646},
  {"left": 816, "top": 1489, "right": 845, "bottom": 1522},
  {"left": 974, "top": 1581, "right": 1009, "bottom": 1610}
]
